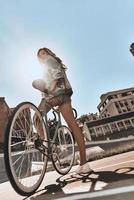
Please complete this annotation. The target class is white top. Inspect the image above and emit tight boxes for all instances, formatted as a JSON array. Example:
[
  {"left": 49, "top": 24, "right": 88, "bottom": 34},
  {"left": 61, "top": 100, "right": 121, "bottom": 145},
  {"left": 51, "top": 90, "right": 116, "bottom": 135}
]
[
  {"left": 33, "top": 55, "right": 72, "bottom": 100},
  {"left": 42, "top": 55, "right": 63, "bottom": 91}
]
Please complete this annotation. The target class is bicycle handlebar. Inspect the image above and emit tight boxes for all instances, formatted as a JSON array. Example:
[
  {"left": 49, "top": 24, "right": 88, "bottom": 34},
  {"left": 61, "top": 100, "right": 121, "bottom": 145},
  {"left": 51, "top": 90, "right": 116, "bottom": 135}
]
[
  {"left": 73, "top": 108, "right": 77, "bottom": 119},
  {"left": 51, "top": 108, "right": 78, "bottom": 122}
]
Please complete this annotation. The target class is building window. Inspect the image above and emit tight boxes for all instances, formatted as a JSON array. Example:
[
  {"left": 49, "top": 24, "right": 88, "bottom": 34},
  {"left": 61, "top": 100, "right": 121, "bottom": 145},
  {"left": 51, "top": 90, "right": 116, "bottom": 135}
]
[
  {"left": 122, "top": 92, "right": 127, "bottom": 97},
  {"left": 123, "top": 120, "right": 131, "bottom": 128},
  {"left": 119, "top": 102, "right": 123, "bottom": 107},
  {"left": 112, "top": 95, "right": 117, "bottom": 99},
  {"left": 110, "top": 123, "right": 117, "bottom": 130},
  {"left": 96, "top": 127, "right": 102, "bottom": 133},
  {"left": 118, "top": 110, "right": 122, "bottom": 113},
  {"left": 127, "top": 92, "right": 132, "bottom": 95},
  {"left": 106, "top": 99, "right": 109, "bottom": 103},
  {"left": 100, "top": 106, "right": 103, "bottom": 111},
  {"left": 118, "top": 94, "right": 122, "bottom": 98},
  {"left": 130, "top": 118, "right": 134, "bottom": 126},
  {"left": 131, "top": 118, "right": 134, "bottom": 124},
  {"left": 124, "top": 102, "right": 128, "bottom": 106},
  {"left": 89, "top": 129, "right": 94, "bottom": 134},
  {"left": 131, "top": 100, "right": 134, "bottom": 105},
  {"left": 117, "top": 121, "right": 124, "bottom": 128},
  {"left": 115, "top": 102, "right": 119, "bottom": 108},
  {"left": 108, "top": 96, "right": 113, "bottom": 101},
  {"left": 127, "top": 108, "right": 131, "bottom": 111},
  {"left": 103, "top": 125, "right": 110, "bottom": 132}
]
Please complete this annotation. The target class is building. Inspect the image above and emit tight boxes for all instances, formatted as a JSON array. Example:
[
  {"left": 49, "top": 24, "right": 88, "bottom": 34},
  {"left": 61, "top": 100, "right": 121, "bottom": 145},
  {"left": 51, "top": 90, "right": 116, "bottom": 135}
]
[
  {"left": 79, "top": 87, "right": 134, "bottom": 141},
  {"left": 0, "top": 97, "right": 11, "bottom": 143},
  {"left": 98, "top": 87, "right": 134, "bottom": 118},
  {"left": 0, "top": 97, "right": 35, "bottom": 146}
]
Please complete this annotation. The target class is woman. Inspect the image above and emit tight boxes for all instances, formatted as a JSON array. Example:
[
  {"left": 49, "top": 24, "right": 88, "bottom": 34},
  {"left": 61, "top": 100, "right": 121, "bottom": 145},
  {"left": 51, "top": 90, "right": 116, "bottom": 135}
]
[{"left": 32, "top": 47, "right": 92, "bottom": 174}]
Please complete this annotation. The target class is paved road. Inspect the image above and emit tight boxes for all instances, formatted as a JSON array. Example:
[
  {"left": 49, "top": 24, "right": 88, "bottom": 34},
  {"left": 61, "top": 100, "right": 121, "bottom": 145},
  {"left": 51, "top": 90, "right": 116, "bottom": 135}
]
[{"left": 0, "top": 151, "right": 134, "bottom": 200}]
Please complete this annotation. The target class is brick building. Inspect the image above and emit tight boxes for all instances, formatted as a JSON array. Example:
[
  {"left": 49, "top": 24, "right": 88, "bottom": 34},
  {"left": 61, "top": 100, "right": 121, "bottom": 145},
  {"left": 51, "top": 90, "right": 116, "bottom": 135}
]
[
  {"left": 0, "top": 97, "right": 32, "bottom": 145},
  {"left": 0, "top": 97, "right": 11, "bottom": 143}
]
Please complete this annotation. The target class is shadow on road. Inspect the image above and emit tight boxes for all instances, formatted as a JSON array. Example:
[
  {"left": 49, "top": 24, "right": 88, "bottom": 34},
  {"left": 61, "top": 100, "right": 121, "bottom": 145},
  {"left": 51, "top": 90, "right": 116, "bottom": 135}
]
[{"left": 24, "top": 167, "right": 134, "bottom": 200}]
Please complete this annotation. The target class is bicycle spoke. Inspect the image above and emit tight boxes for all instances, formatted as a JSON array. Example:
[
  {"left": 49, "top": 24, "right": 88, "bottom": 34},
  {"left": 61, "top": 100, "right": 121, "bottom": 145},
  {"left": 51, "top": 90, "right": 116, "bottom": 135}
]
[
  {"left": 11, "top": 140, "right": 26, "bottom": 147},
  {"left": 12, "top": 128, "right": 24, "bottom": 142},
  {"left": 18, "top": 153, "right": 25, "bottom": 180},
  {"left": 12, "top": 151, "right": 26, "bottom": 166},
  {"left": 21, "top": 109, "right": 32, "bottom": 133},
  {"left": 5, "top": 102, "right": 48, "bottom": 195},
  {"left": 14, "top": 120, "right": 26, "bottom": 136},
  {"left": 52, "top": 126, "right": 75, "bottom": 175},
  {"left": 17, "top": 114, "right": 25, "bottom": 130}
]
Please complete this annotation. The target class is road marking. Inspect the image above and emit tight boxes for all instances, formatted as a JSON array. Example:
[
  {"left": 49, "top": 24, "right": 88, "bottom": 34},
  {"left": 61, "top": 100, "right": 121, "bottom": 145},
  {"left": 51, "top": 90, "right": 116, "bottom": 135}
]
[{"left": 56, "top": 185, "right": 134, "bottom": 200}]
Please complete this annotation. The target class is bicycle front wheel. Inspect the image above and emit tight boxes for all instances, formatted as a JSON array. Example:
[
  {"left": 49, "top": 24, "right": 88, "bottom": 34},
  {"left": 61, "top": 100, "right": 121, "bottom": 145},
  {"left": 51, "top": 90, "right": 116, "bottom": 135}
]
[
  {"left": 4, "top": 102, "right": 48, "bottom": 196},
  {"left": 52, "top": 125, "right": 75, "bottom": 175}
]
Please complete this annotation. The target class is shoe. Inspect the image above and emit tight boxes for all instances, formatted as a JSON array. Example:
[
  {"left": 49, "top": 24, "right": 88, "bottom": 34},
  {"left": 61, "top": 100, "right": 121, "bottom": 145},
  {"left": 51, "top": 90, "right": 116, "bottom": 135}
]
[{"left": 76, "top": 162, "right": 93, "bottom": 174}]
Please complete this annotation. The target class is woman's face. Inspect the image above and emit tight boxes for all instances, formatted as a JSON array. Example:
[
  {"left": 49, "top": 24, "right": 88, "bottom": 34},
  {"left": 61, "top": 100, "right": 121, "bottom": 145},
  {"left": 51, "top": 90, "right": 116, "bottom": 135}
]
[{"left": 38, "top": 49, "right": 47, "bottom": 60}]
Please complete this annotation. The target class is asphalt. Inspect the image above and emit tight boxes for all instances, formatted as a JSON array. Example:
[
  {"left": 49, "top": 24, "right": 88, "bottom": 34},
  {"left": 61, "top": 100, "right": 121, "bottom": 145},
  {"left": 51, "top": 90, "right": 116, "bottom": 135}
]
[{"left": 0, "top": 151, "right": 134, "bottom": 200}]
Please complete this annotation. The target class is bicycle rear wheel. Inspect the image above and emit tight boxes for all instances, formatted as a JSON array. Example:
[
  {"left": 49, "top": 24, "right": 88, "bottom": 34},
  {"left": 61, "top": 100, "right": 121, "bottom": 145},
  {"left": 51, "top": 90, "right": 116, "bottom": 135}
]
[
  {"left": 4, "top": 102, "right": 48, "bottom": 196},
  {"left": 51, "top": 125, "right": 75, "bottom": 175}
]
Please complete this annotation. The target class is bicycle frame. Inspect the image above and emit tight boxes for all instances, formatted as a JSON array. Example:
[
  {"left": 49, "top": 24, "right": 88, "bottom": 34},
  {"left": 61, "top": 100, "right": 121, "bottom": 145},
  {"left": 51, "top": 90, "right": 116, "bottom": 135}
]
[{"left": 41, "top": 100, "right": 62, "bottom": 155}]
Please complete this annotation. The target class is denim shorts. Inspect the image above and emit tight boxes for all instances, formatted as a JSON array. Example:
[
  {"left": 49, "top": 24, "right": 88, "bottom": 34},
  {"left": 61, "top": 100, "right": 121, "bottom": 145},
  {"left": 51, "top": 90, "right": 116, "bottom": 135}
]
[{"left": 38, "top": 94, "right": 72, "bottom": 114}]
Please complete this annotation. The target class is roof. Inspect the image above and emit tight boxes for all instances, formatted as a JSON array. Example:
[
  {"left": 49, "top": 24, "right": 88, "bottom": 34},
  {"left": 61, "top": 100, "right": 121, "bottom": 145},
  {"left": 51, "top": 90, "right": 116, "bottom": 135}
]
[
  {"left": 0, "top": 97, "right": 10, "bottom": 109},
  {"left": 98, "top": 87, "right": 134, "bottom": 109}
]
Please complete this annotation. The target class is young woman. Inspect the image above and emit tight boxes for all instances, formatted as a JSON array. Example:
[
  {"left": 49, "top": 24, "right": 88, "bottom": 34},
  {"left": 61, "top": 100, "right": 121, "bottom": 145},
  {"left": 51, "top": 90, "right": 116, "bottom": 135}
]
[{"left": 32, "top": 47, "right": 92, "bottom": 174}]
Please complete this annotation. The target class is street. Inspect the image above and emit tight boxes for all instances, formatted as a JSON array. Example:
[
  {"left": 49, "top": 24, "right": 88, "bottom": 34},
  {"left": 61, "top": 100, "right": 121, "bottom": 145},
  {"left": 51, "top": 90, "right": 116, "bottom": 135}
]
[{"left": 0, "top": 151, "right": 134, "bottom": 200}]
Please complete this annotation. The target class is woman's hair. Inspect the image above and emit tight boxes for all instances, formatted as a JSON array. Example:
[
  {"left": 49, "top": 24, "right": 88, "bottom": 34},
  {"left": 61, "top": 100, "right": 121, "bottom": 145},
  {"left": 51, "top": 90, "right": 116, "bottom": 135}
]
[
  {"left": 37, "top": 47, "right": 67, "bottom": 69},
  {"left": 130, "top": 43, "right": 134, "bottom": 49}
]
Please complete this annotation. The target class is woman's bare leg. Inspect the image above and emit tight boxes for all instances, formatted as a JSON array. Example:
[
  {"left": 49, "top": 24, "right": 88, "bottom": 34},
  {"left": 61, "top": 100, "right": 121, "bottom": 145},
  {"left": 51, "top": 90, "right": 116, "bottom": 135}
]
[{"left": 59, "top": 101, "right": 87, "bottom": 165}]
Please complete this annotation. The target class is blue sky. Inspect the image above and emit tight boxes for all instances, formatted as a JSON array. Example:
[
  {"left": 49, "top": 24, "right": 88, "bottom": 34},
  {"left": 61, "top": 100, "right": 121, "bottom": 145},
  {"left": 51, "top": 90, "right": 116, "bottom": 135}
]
[{"left": 0, "top": 0, "right": 134, "bottom": 117}]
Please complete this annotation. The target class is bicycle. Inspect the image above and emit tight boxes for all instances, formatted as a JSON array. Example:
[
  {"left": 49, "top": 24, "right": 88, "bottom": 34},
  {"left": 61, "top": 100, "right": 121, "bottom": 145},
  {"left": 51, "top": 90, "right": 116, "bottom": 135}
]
[{"left": 4, "top": 100, "right": 77, "bottom": 196}]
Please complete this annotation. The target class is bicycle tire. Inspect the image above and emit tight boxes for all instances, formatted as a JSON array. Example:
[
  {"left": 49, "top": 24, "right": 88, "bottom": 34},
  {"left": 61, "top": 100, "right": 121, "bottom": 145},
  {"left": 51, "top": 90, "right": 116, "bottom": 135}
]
[
  {"left": 51, "top": 125, "right": 75, "bottom": 175},
  {"left": 4, "top": 102, "right": 48, "bottom": 196}
]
